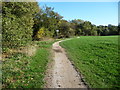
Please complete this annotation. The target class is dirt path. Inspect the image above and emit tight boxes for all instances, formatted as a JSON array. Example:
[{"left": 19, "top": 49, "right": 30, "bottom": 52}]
[{"left": 44, "top": 40, "right": 87, "bottom": 88}]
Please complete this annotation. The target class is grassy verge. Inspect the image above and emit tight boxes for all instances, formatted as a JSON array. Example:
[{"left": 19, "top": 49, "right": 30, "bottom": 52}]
[
  {"left": 60, "top": 36, "right": 119, "bottom": 88},
  {"left": 2, "top": 40, "right": 57, "bottom": 88}
]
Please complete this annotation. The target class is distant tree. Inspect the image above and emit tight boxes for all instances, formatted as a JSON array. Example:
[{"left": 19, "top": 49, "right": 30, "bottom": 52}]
[
  {"left": 71, "top": 19, "right": 84, "bottom": 25},
  {"left": 70, "top": 19, "right": 84, "bottom": 36},
  {"left": 91, "top": 25, "right": 98, "bottom": 36},
  {"left": 108, "top": 24, "right": 118, "bottom": 35},
  {"left": 118, "top": 23, "right": 120, "bottom": 35},
  {"left": 97, "top": 26, "right": 103, "bottom": 36},
  {"left": 97, "top": 25, "right": 118, "bottom": 36},
  {"left": 82, "top": 21, "right": 92, "bottom": 35},
  {"left": 58, "top": 20, "right": 71, "bottom": 38}
]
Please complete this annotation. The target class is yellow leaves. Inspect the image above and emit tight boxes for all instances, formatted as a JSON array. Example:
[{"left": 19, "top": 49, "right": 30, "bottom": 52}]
[{"left": 36, "top": 27, "right": 45, "bottom": 39}]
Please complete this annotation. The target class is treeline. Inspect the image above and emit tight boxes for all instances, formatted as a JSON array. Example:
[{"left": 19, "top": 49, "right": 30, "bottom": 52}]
[
  {"left": 32, "top": 5, "right": 118, "bottom": 40},
  {"left": 2, "top": 2, "right": 118, "bottom": 49}
]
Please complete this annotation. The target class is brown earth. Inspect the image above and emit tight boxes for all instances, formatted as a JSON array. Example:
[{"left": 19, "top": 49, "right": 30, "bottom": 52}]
[{"left": 44, "top": 40, "right": 88, "bottom": 88}]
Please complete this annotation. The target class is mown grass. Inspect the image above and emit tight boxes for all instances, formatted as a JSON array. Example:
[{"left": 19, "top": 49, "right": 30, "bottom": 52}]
[
  {"left": 60, "top": 36, "right": 119, "bottom": 88},
  {"left": 2, "top": 40, "right": 57, "bottom": 88}
]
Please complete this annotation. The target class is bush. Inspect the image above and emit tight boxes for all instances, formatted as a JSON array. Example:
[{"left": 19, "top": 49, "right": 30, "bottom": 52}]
[
  {"left": 35, "top": 27, "right": 45, "bottom": 40},
  {"left": 2, "top": 2, "right": 39, "bottom": 49}
]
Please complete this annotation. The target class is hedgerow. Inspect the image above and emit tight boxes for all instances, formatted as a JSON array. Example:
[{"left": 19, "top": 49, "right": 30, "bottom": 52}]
[{"left": 2, "top": 2, "right": 39, "bottom": 50}]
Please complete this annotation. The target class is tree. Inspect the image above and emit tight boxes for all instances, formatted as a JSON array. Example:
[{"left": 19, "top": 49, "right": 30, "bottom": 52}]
[
  {"left": 32, "top": 5, "right": 63, "bottom": 40},
  {"left": 82, "top": 21, "right": 92, "bottom": 35},
  {"left": 70, "top": 19, "right": 84, "bottom": 36},
  {"left": 118, "top": 23, "right": 120, "bottom": 35},
  {"left": 91, "top": 25, "right": 98, "bottom": 36},
  {"left": 58, "top": 20, "right": 71, "bottom": 38},
  {"left": 108, "top": 24, "right": 118, "bottom": 35},
  {"left": 96, "top": 25, "right": 118, "bottom": 36},
  {"left": 97, "top": 25, "right": 107, "bottom": 36}
]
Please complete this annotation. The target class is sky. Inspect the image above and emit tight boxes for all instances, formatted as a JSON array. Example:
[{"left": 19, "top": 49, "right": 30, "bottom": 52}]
[
  {"left": 36, "top": 0, "right": 119, "bottom": 2},
  {"left": 38, "top": 2, "right": 118, "bottom": 26}
]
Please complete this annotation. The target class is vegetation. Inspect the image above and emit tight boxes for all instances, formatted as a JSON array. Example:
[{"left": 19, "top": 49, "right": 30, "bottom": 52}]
[
  {"left": 2, "top": 2, "right": 39, "bottom": 49},
  {"left": 32, "top": 5, "right": 118, "bottom": 40},
  {"left": 2, "top": 1, "right": 119, "bottom": 88},
  {"left": 32, "top": 5, "right": 63, "bottom": 40},
  {"left": 2, "top": 40, "right": 56, "bottom": 88},
  {"left": 2, "top": 2, "right": 118, "bottom": 50},
  {"left": 60, "top": 36, "right": 119, "bottom": 88}
]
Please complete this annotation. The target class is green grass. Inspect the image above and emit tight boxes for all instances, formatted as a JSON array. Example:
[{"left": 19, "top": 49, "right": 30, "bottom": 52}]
[
  {"left": 60, "top": 36, "right": 119, "bottom": 88},
  {"left": 2, "top": 40, "right": 57, "bottom": 88}
]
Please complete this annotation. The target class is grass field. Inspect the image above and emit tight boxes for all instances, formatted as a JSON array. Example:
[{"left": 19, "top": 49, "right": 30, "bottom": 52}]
[
  {"left": 2, "top": 40, "right": 56, "bottom": 88},
  {"left": 60, "top": 36, "right": 119, "bottom": 88}
]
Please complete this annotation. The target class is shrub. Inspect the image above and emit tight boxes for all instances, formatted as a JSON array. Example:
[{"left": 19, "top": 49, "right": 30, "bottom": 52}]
[
  {"left": 35, "top": 27, "right": 45, "bottom": 40},
  {"left": 2, "top": 2, "right": 39, "bottom": 49}
]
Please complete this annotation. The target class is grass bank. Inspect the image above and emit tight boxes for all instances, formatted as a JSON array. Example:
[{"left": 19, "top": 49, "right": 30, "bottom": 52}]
[
  {"left": 60, "top": 36, "right": 119, "bottom": 88},
  {"left": 2, "top": 40, "right": 57, "bottom": 88}
]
